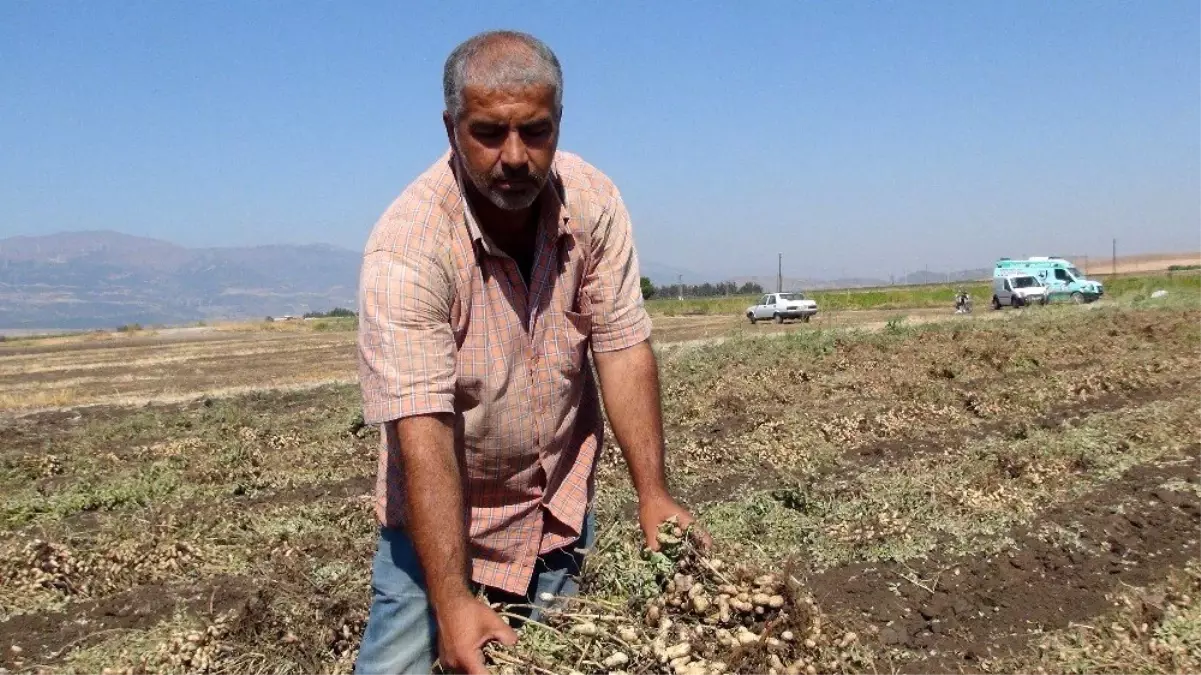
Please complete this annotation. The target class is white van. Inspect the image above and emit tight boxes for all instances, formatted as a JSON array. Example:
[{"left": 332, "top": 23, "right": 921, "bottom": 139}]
[
  {"left": 992, "top": 273, "right": 1048, "bottom": 309},
  {"left": 995, "top": 256, "right": 1103, "bottom": 302}
]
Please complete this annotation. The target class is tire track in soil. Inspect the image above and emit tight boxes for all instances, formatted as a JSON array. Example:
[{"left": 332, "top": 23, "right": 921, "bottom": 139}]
[
  {"left": 680, "top": 380, "right": 1194, "bottom": 506},
  {"left": 46, "top": 474, "right": 377, "bottom": 537},
  {"left": 808, "top": 450, "right": 1201, "bottom": 673},
  {"left": 0, "top": 384, "right": 361, "bottom": 460},
  {"left": 840, "top": 377, "right": 1198, "bottom": 474},
  {"left": 0, "top": 576, "right": 257, "bottom": 671}
]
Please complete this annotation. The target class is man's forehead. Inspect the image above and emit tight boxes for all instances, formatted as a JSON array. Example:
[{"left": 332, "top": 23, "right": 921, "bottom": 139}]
[{"left": 460, "top": 83, "right": 557, "bottom": 117}]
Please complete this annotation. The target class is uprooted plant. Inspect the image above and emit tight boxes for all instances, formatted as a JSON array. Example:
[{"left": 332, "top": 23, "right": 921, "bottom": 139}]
[{"left": 480, "top": 517, "right": 873, "bottom": 675}]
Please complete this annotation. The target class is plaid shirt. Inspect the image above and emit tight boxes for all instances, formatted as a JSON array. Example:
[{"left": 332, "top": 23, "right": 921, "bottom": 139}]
[{"left": 357, "top": 150, "right": 652, "bottom": 594}]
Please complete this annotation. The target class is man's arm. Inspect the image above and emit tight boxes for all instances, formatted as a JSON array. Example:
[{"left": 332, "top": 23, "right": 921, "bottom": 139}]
[
  {"left": 582, "top": 182, "right": 707, "bottom": 550},
  {"left": 593, "top": 341, "right": 711, "bottom": 550},
  {"left": 358, "top": 237, "right": 514, "bottom": 674},
  {"left": 392, "top": 414, "right": 516, "bottom": 674}
]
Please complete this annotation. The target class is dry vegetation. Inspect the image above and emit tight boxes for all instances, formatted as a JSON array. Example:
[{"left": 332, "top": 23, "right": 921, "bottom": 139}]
[
  {"left": 0, "top": 306, "right": 1014, "bottom": 413},
  {"left": 0, "top": 296, "right": 1198, "bottom": 674},
  {"left": 0, "top": 329, "right": 359, "bottom": 413}
]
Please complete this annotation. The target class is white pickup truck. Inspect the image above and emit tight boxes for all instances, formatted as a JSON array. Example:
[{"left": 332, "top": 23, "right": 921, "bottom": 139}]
[{"left": 746, "top": 292, "right": 819, "bottom": 324}]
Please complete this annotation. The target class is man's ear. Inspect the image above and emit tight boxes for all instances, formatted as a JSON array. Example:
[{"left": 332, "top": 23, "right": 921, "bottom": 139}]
[{"left": 443, "top": 111, "right": 456, "bottom": 150}]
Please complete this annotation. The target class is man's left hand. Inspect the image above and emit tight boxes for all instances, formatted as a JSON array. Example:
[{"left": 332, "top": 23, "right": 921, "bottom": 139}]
[{"left": 638, "top": 494, "right": 712, "bottom": 552}]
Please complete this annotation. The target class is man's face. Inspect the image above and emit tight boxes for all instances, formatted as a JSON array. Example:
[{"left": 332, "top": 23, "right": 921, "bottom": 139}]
[{"left": 446, "top": 83, "right": 559, "bottom": 211}]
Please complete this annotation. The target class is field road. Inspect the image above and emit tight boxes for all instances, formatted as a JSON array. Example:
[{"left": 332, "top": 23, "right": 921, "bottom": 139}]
[
  {"left": 652, "top": 305, "right": 1014, "bottom": 344},
  {"left": 0, "top": 304, "right": 1071, "bottom": 415}
]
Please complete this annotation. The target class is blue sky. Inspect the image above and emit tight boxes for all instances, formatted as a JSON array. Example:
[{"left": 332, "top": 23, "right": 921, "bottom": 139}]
[{"left": 1, "top": 1, "right": 1197, "bottom": 280}]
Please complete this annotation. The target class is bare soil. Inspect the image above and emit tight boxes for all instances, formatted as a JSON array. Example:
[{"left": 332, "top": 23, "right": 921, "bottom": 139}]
[
  {"left": 0, "top": 304, "right": 1015, "bottom": 415},
  {"left": 0, "top": 577, "right": 257, "bottom": 668},
  {"left": 1085, "top": 252, "right": 1201, "bottom": 275},
  {"left": 0, "top": 304, "right": 1197, "bottom": 674},
  {"left": 813, "top": 453, "right": 1200, "bottom": 672}
]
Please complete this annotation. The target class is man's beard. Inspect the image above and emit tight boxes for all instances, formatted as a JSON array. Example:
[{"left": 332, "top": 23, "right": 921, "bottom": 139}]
[
  {"left": 461, "top": 162, "right": 546, "bottom": 211},
  {"left": 454, "top": 141, "right": 547, "bottom": 211}
]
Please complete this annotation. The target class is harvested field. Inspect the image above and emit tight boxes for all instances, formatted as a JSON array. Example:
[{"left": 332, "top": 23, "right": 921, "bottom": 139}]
[
  {"left": 0, "top": 301, "right": 1198, "bottom": 674},
  {"left": 0, "top": 306, "right": 1020, "bottom": 413},
  {"left": 1087, "top": 252, "right": 1201, "bottom": 275}
]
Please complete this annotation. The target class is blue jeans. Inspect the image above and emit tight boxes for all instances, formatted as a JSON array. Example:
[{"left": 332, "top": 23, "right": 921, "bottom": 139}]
[{"left": 354, "top": 512, "right": 596, "bottom": 675}]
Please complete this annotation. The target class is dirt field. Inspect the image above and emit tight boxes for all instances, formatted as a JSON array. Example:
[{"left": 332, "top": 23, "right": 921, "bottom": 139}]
[
  {"left": 0, "top": 307, "right": 1025, "bottom": 415},
  {"left": 1080, "top": 252, "right": 1201, "bottom": 276},
  {"left": 1, "top": 301, "right": 1198, "bottom": 674}
]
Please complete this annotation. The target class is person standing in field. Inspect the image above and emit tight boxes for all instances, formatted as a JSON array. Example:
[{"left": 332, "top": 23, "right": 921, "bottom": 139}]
[{"left": 354, "top": 30, "right": 708, "bottom": 675}]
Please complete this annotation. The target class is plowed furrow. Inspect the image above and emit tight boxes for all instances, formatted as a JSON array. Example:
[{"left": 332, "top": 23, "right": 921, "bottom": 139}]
[{"left": 810, "top": 451, "right": 1201, "bottom": 672}]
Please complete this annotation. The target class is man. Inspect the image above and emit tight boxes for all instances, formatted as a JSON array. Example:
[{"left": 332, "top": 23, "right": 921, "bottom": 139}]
[{"left": 354, "top": 30, "right": 705, "bottom": 675}]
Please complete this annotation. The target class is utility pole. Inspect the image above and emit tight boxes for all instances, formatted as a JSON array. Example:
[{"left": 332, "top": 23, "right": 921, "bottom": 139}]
[
  {"left": 777, "top": 253, "right": 782, "bottom": 293},
  {"left": 677, "top": 274, "right": 683, "bottom": 301},
  {"left": 1112, "top": 238, "right": 1117, "bottom": 276}
]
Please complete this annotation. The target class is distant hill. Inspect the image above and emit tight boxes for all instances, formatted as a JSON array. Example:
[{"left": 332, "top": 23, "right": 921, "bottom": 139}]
[
  {"left": 0, "top": 231, "right": 361, "bottom": 330},
  {"left": 639, "top": 260, "right": 707, "bottom": 287},
  {"left": 896, "top": 268, "right": 993, "bottom": 286},
  {"left": 6, "top": 230, "right": 1189, "bottom": 330},
  {"left": 730, "top": 267, "right": 993, "bottom": 293},
  {"left": 0, "top": 230, "right": 712, "bottom": 330}
]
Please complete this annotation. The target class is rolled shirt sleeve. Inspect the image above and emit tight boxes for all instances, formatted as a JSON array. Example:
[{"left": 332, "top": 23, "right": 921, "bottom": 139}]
[
  {"left": 584, "top": 190, "right": 653, "bottom": 353},
  {"left": 357, "top": 242, "right": 456, "bottom": 425}
]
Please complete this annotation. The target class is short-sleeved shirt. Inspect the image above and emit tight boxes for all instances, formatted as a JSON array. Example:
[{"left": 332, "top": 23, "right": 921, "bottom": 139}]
[{"left": 357, "top": 149, "right": 652, "bottom": 594}]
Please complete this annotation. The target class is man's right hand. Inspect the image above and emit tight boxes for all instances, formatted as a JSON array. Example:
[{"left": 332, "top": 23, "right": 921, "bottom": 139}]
[{"left": 435, "top": 595, "right": 519, "bottom": 674}]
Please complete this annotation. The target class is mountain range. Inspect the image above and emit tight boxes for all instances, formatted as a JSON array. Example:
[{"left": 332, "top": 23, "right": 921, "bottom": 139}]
[
  {"left": 0, "top": 231, "right": 997, "bottom": 331},
  {"left": 725, "top": 268, "right": 993, "bottom": 293},
  {"left": 0, "top": 231, "right": 361, "bottom": 330}
]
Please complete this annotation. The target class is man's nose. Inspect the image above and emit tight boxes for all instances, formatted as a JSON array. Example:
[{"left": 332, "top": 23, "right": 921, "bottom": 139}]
[{"left": 500, "top": 130, "right": 528, "bottom": 169}]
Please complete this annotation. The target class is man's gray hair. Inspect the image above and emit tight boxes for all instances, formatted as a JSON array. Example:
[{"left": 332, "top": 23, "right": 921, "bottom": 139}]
[{"left": 443, "top": 30, "right": 563, "bottom": 121}]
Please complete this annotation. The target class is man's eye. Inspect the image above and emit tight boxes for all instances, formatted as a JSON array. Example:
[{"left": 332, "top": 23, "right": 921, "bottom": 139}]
[
  {"left": 518, "top": 126, "right": 550, "bottom": 142},
  {"left": 471, "top": 126, "right": 505, "bottom": 141}
]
